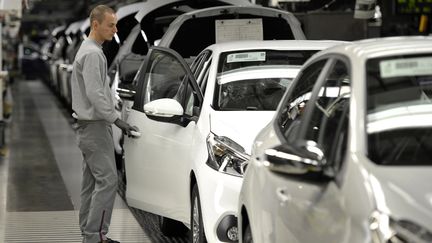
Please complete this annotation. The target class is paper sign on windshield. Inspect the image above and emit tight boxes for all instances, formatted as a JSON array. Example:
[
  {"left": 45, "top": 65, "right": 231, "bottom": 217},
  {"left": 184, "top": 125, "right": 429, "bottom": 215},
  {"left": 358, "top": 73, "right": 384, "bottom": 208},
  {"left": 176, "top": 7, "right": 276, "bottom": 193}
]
[
  {"left": 227, "top": 52, "right": 266, "bottom": 63},
  {"left": 380, "top": 57, "right": 432, "bottom": 78},
  {"left": 215, "top": 19, "right": 263, "bottom": 43}
]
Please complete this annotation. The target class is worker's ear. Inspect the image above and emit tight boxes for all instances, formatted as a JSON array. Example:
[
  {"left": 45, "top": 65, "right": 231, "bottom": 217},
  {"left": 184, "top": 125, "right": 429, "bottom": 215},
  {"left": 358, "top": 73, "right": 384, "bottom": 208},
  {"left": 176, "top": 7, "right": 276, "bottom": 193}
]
[{"left": 91, "top": 20, "right": 99, "bottom": 30}]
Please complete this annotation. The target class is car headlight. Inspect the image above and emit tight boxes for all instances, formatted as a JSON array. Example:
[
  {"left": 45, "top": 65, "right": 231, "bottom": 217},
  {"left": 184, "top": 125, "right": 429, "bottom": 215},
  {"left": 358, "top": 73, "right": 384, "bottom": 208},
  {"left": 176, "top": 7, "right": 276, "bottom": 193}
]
[
  {"left": 206, "top": 133, "right": 250, "bottom": 177},
  {"left": 370, "top": 211, "right": 432, "bottom": 243}
]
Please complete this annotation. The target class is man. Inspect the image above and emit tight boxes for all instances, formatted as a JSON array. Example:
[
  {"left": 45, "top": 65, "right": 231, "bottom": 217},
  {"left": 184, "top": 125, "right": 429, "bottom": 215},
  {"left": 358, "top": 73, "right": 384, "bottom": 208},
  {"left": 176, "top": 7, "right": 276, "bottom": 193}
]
[{"left": 71, "top": 5, "right": 137, "bottom": 243}]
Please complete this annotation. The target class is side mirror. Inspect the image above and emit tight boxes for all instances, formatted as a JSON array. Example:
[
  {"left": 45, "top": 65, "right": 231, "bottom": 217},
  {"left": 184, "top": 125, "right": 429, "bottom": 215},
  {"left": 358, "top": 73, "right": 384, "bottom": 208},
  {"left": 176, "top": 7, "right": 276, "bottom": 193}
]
[
  {"left": 264, "top": 140, "right": 326, "bottom": 176},
  {"left": 144, "top": 98, "right": 183, "bottom": 118}
]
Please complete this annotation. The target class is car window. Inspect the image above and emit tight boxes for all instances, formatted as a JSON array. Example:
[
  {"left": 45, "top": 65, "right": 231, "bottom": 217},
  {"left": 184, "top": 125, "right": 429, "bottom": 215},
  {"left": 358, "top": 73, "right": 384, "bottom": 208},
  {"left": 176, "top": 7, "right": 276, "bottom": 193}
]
[
  {"left": 366, "top": 53, "right": 432, "bottom": 165},
  {"left": 182, "top": 81, "right": 201, "bottom": 117},
  {"left": 303, "top": 60, "right": 350, "bottom": 170},
  {"left": 366, "top": 53, "right": 432, "bottom": 112},
  {"left": 196, "top": 55, "right": 212, "bottom": 86},
  {"left": 218, "top": 50, "right": 317, "bottom": 74},
  {"left": 142, "top": 50, "right": 185, "bottom": 105},
  {"left": 214, "top": 75, "right": 293, "bottom": 111},
  {"left": 213, "top": 49, "right": 307, "bottom": 111},
  {"left": 172, "top": 73, "right": 203, "bottom": 117},
  {"left": 277, "top": 59, "right": 328, "bottom": 143},
  {"left": 200, "top": 63, "right": 211, "bottom": 95},
  {"left": 138, "top": 48, "right": 202, "bottom": 118}
]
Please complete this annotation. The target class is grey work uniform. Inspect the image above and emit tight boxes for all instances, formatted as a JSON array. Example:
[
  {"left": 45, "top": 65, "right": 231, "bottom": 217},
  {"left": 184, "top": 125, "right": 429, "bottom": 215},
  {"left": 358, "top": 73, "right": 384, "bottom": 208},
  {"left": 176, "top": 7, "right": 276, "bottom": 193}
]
[{"left": 71, "top": 38, "right": 119, "bottom": 243}]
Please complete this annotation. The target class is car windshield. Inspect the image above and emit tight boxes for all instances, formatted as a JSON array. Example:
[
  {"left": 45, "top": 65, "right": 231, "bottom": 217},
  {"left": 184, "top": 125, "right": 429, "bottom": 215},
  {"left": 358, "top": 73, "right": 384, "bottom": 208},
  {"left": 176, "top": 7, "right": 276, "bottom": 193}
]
[
  {"left": 213, "top": 50, "right": 317, "bottom": 111},
  {"left": 366, "top": 53, "right": 432, "bottom": 165}
]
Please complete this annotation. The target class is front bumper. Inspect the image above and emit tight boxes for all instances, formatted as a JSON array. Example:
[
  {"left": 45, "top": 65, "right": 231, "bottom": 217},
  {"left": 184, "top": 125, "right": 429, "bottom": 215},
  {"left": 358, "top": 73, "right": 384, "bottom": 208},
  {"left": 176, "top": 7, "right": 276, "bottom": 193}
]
[{"left": 197, "top": 163, "right": 243, "bottom": 242}]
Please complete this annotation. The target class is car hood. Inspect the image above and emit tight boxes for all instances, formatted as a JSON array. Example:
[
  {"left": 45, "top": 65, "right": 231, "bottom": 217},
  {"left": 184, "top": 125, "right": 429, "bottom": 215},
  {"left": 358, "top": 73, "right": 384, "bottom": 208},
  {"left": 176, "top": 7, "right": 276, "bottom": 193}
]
[
  {"left": 368, "top": 165, "right": 432, "bottom": 232},
  {"left": 210, "top": 111, "right": 274, "bottom": 154}
]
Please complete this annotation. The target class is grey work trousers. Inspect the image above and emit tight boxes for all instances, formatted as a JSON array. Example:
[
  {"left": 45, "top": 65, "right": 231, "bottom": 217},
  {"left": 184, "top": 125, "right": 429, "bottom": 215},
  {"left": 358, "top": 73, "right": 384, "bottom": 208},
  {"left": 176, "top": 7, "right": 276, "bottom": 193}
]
[{"left": 76, "top": 121, "right": 118, "bottom": 243}]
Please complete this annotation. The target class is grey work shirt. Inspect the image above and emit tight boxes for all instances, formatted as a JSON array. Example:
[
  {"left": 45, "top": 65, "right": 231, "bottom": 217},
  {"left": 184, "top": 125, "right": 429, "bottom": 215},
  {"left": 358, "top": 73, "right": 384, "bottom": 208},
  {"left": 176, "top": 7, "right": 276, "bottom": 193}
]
[{"left": 71, "top": 38, "right": 118, "bottom": 123}]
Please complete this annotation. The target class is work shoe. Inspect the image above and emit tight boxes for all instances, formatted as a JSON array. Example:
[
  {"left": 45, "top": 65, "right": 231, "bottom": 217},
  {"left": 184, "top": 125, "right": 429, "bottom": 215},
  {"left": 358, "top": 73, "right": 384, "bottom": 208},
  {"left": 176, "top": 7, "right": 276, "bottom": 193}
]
[{"left": 98, "top": 238, "right": 120, "bottom": 243}]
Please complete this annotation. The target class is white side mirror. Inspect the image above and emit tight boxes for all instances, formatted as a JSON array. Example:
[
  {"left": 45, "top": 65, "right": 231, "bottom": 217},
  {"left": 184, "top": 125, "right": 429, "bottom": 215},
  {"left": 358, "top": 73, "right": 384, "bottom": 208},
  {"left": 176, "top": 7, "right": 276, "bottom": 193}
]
[{"left": 143, "top": 98, "right": 183, "bottom": 118}]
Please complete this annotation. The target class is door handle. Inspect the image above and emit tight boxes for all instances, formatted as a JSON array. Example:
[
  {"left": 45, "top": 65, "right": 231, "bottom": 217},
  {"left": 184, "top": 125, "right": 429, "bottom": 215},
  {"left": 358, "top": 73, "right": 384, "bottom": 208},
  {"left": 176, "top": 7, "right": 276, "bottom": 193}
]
[
  {"left": 276, "top": 187, "right": 290, "bottom": 206},
  {"left": 129, "top": 130, "right": 141, "bottom": 138}
]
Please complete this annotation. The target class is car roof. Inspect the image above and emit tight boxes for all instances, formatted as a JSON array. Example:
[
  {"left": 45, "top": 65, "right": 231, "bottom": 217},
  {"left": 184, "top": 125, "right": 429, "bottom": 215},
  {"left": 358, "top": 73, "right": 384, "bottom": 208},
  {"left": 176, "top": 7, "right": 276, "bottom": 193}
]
[
  {"left": 205, "top": 40, "right": 348, "bottom": 54},
  {"left": 313, "top": 36, "right": 432, "bottom": 61}
]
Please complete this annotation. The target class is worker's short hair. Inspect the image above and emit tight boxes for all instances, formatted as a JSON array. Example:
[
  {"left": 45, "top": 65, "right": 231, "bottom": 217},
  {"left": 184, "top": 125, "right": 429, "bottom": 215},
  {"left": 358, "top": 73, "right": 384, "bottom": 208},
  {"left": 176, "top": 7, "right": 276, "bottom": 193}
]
[{"left": 90, "top": 5, "right": 115, "bottom": 24}]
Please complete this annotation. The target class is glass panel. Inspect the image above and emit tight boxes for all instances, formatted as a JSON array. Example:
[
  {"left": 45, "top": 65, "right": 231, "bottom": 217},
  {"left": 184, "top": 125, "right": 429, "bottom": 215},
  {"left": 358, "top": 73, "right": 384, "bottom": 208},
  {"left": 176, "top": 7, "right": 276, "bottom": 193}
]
[
  {"left": 366, "top": 54, "right": 432, "bottom": 113},
  {"left": 143, "top": 50, "right": 185, "bottom": 105},
  {"left": 368, "top": 128, "right": 432, "bottom": 165},
  {"left": 215, "top": 76, "right": 293, "bottom": 111},
  {"left": 366, "top": 53, "right": 432, "bottom": 165},
  {"left": 218, "top": 50, "right": 318, "bottom": 74},
  {"left": 278, "top": 59, "right": 327, "bottom": 142},
  {"left": 213, "top": 50, "right": 313, "bottom": 111},
  {"left": 304, "top": 60, "right": 350, "bottom": 168},
  {"left": 184, "top": 82, "right": 198, "bottom": 116}
]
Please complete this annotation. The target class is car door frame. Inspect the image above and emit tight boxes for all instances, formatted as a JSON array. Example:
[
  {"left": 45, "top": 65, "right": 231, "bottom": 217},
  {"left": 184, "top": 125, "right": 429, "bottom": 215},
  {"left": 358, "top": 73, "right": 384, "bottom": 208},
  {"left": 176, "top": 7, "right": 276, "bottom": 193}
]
[
  {"left": 297, "top": 55, "right": 351, "bottom": 141},
  {"left": 266, "top": 54, "right": 353, "bottom": 242},
  {"left": 274, "top": 54, "right": 351, "bottom": 144},
  {"left": 132, "top": 46, "right": 204, "bottom": 115}
]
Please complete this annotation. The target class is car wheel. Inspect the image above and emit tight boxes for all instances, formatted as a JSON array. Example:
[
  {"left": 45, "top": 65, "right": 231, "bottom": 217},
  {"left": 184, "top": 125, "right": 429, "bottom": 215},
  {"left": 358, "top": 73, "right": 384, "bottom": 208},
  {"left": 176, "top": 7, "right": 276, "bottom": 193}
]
[
  {"left": 191, "top": 184, "right": 207, "bottom": 243},
  {"left": 244, "top": 224, "right": 253, "bottom": 243},
  {"left": 159, "top": 216, "right": 187, "bottom": 236}
]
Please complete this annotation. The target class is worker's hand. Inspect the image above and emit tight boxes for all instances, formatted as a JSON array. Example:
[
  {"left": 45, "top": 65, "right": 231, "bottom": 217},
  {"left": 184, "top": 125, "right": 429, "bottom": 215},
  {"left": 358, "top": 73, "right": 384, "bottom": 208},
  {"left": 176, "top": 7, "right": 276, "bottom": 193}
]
[{"left": 114, "top": 118, "right": 139, "bottom": 137}]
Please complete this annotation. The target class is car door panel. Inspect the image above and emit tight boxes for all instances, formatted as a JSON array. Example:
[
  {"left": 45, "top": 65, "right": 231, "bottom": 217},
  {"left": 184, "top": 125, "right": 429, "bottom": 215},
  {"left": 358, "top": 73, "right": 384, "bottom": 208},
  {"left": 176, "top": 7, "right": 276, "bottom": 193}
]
[
  {"left": 271, "top": 57, "right": 352, "bottom": 242},
  {"left": 124, "top": 110, "right": 194, "bottom": 221},
  {"left": 124, "top": 47, "right": 202, "bottom": 223}
]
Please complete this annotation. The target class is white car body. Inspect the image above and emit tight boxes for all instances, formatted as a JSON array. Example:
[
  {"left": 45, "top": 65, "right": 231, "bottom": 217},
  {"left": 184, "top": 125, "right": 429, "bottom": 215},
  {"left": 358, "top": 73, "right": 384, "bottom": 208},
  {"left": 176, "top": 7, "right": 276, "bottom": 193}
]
[
  {"left": 238, "top": 36, "right": 432, "bottom": 243},
  {"left": 46, "top": 25, "right": 65, "bottom": 88},
  {"left": 111, "top": 0, "right": 253, "bottom": 157},
  {"left": 123, "top": 40, "right": 344, "bottom": 242}
]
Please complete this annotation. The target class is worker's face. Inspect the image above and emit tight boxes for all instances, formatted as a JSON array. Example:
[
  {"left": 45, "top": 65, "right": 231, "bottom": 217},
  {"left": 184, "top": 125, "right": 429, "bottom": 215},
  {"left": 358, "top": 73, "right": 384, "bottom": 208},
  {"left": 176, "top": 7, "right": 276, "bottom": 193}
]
[{"left": 94, "top": 12, "right": 117, "bottom": 42}]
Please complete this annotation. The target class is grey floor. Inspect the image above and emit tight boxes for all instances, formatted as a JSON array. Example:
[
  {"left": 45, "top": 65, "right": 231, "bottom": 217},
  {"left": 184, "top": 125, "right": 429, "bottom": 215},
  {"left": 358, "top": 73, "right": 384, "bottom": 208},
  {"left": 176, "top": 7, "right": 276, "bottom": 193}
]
[{"left": 0, "top": 80, "right": 188, "bottom": 243}]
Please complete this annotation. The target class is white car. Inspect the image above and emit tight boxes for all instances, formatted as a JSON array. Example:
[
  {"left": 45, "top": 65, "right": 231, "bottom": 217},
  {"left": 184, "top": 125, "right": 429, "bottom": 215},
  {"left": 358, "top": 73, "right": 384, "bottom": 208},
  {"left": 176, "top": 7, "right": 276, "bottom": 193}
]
[
  {"left": 111, "top": 0, "right": 253, "bottom": 183},
  {"left": 238, "top": 36, "right": 432, "bottom": 243},
  {"left": 123, "top": 40, "right": 344, "bottom": 242},
  {"left": 51, "top": 20, "right": 83, "bottom": 102},
  {"left": 115, "top": 3, "right": 304, "bottom": 182}
]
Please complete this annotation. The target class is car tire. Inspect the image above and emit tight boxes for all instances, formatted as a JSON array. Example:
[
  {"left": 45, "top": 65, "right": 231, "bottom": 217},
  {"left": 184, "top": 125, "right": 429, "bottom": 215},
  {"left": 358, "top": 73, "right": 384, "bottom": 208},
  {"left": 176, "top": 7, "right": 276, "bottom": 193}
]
[
  {"left": 244, "top": 224, "right": 253, "bottom": 243},
  {"left": 191, "top": 184, "right": 207, "bottom": 243},
  {"left": 159, "top": 216, "right": 188, "bottom": 236}
]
